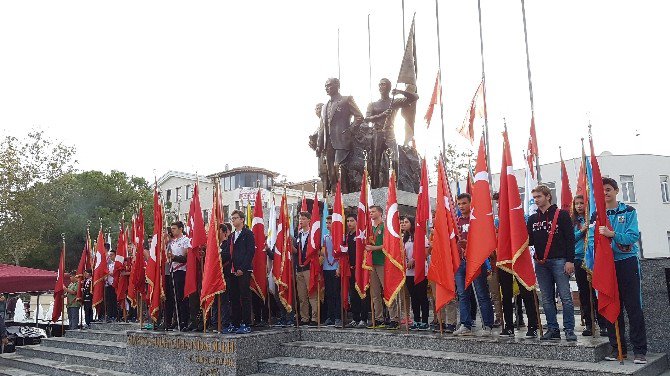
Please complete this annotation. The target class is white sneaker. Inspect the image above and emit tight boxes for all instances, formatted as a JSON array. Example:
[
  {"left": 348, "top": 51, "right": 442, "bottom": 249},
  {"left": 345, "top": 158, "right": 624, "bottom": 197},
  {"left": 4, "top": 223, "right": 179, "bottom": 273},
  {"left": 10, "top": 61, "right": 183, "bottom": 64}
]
[
  {"left": 357, "top": 320, "right": 367, "bottom": 329},
  {"left": 480, "top": 326, "right": 493, "bottom": 336},
  {"left": 348, "top": 320, "right": 357, "bottom": 328},
  {"left": 453, "top": 324, "right": 473, "bottom": 336}
]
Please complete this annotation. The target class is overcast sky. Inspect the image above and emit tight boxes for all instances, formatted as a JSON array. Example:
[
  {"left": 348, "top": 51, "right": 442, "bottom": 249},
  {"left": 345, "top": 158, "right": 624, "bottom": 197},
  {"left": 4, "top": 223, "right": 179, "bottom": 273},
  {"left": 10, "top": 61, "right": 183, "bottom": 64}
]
[{"left": 1, "top": 0, "right": 667, "bottom": 183}]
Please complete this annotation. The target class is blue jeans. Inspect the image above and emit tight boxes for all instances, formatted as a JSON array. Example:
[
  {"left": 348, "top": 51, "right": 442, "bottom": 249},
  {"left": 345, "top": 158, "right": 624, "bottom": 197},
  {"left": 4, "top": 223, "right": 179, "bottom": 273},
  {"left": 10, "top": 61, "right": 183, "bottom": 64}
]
[
  {"left": 455, "top": 260, "right": 494, "bottom": 328},
  {"left": 535, "top": 258, "right": 575, "bottom": 331},
  {"left": 67, "top": 306, "right": 80, "bottom": 330}
]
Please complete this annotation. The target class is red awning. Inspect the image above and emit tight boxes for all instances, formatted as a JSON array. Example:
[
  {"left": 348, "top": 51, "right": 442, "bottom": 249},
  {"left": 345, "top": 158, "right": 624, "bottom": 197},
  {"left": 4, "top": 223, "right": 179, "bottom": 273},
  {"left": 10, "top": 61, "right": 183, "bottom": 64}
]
[{"left": 0, "top": 264, "right": 58, "bottom": 294}]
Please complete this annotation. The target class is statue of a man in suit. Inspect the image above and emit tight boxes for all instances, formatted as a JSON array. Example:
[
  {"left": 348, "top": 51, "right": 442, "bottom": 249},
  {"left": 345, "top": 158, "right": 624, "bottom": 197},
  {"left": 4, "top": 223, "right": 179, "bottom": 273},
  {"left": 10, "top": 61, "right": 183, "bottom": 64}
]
[{"left": 315, "top": 78, "right": 364, "bottom": 194}]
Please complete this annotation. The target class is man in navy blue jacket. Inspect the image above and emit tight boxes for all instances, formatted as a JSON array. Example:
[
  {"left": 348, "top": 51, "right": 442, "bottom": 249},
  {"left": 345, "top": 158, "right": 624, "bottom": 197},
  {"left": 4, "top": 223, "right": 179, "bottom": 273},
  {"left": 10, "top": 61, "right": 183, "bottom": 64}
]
[{"left": 228, "top": 210, "right": 256, "bottom": 334}]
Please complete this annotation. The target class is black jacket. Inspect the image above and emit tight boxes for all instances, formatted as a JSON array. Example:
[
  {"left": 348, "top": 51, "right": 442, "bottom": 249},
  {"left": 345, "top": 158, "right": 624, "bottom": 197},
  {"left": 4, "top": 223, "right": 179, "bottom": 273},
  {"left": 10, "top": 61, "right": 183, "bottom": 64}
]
[
  {"left": 346, "top": 232, "right": 357, "bottom": 268},
  {"left": 228, "top": 227, "right": 255, "bottom": 272},
  {"left": 0, "top": 312, "right": 6, "bottom": 339},
  {"left": 527, "top": 204, "right": 575, "bottom": 263}
]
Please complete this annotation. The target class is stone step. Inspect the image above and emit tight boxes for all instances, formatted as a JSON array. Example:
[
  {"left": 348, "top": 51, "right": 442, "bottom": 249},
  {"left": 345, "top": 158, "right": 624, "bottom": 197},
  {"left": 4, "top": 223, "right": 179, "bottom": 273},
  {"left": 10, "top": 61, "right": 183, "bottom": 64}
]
[
  {"left": 15, "top": 345, "right": 127, "bottom": 373},
  {"left": 299, "top": 327, "right": 610, "bottom": 362},
  {"left": 0, "top": 365, "right": 47, "bottom": 376},
  {"left": 66, "top": 329, "right": 128, "bottom": 343},
  {"left": 0, "top": 353, "right": 138, "bottom": 376},
  {"left": 42, "top": 336, "right": 126, "bottom": 356},
  {"left": 283, "top": 341, "right": 669, "bottom": 376},
  {"left": 89, "top": 322, "right": 141, "bottom": 332},
  {"left": 258, "top": 357, "right": 464, "bottom": 376}
]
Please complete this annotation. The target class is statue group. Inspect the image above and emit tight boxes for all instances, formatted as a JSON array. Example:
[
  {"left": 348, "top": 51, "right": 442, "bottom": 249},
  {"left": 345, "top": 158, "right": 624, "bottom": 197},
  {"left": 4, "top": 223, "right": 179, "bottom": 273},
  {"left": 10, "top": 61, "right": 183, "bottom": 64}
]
[{"left": 309, "top": 77, "right": 421, "bottom": 195}]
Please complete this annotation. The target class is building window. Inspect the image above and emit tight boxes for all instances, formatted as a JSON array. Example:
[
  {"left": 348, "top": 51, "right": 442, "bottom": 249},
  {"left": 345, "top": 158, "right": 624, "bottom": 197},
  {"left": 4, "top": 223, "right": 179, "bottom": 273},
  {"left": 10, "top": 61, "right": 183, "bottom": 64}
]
[
  {"left": 175, "top": 187, "right": 181, "bottom": 202},
  {"left": 203, "top": 209, "right": 209, "bottom": 225},
  {"left": 518, "top": 186, "right": 525, "bottom": 205},
  {"left": 186, "top": 184, "right": 191, "bottom": 199},
  {"left": 661, "top": 175, "right": 670, "bottom": 203},
  {"left": 223, "top": 205, "right": 229, "bottom": 222},
  {"left": 235, "top": 201, "right": 240, "bottom": 210},
  {"left": 620, "top": 175, "right": 636, "bottom": 203},
  {"left": 166, "top": 189, "right": 172, "bottom": 203}
]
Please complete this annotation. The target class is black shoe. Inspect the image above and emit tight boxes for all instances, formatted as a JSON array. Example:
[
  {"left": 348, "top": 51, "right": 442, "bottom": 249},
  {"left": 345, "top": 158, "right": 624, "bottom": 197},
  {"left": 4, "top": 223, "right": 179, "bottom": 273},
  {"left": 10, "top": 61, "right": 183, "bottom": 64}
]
[
  {"left": 324, "top": 318, "right": 335, "bottom": 327},
  {"left": 540, "top": 329, "right": 561, "bottom": 341},
  {"left": 604, "top": 348, "right": 627, "bottom": 361},
  {"left": 386, "top": 321, "right": 400, "bottom": 330},
  {"left": 500, "top": 327, "right": 514, "bottom": 337},
  {"left": 582, "top": 326, "right": 593, "bottom": 336},
  {"left": 599, "top": 327, "right": 609, "bottom": 337},
  {"left": 308, "top": 321, "right": 318, "bottom": 327},
  {"left": 525, "top": 328, "right": 538, "bottom": 338}
]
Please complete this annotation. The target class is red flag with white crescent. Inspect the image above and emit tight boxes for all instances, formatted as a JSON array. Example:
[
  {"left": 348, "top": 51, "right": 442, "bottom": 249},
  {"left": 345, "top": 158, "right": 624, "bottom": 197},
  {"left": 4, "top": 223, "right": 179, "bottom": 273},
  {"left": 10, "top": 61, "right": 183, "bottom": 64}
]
[
  {"left": 92, "top": 228, "right": 108, "bottom": 310},
  {"left": 355, "top": 168, "right": 372, "bottom": 298},
  {"left": 414, "top": 158, "right": 429, "bottom": 284},
  {"left": 496, "top": 132, "right": 536, "bottom": 290},
  {"left": 383, "top": 170, "right": 405, "bottom": 306},
  {"left": 464, "top": 137, "right": 497, "bottom": 288},
  {"left": 251, "top": 189, "right": 268, "bottom": 301}
]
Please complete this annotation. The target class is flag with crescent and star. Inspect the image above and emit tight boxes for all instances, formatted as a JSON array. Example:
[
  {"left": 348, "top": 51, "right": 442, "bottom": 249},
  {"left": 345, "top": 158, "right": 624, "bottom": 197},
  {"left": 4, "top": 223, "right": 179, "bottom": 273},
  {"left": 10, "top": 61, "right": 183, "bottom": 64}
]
[
  {"left": 464, "top": 137, "right": 497, "bottom": 288},
  {"left": 382, "top": 170, "right": 405, "bottom": 306},
  {"left": 496, "top": 131, "right": 536, "bottom": 290}
]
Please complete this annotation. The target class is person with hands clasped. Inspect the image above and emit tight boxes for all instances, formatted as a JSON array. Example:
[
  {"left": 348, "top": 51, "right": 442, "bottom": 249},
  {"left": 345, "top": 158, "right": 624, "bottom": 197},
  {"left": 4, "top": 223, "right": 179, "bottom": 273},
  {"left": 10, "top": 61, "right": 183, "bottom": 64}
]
[{"left": 527, "top": 185, "right": 577, "bottom": 342}]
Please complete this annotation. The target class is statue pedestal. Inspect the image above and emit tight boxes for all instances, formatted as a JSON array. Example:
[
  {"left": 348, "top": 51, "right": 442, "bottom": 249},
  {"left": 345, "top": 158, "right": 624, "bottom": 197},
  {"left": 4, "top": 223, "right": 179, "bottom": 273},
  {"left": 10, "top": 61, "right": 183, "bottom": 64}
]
[{"left": 338, "top": 188, "right": 419, "bottom": 217}]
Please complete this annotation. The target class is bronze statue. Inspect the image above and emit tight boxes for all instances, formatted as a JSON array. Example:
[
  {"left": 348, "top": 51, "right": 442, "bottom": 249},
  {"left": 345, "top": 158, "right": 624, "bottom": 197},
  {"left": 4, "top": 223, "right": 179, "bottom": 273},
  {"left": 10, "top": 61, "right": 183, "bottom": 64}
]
[
  {"left": 315, "top": 78, "right": 364, "bottom": 194},
  {"left": 365, "top": 78, "right": 418, "bottom": 189}
]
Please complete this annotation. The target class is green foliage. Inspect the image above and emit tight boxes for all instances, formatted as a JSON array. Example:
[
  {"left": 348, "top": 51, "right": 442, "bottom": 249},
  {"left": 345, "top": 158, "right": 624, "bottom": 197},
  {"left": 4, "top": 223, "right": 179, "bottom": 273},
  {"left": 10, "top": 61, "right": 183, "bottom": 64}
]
[
  {"left": 431, "top": 143, "right": 474, "bottom": 185},
  {"left": 0, "top": 130, "right": 153, "bottom": 270}
]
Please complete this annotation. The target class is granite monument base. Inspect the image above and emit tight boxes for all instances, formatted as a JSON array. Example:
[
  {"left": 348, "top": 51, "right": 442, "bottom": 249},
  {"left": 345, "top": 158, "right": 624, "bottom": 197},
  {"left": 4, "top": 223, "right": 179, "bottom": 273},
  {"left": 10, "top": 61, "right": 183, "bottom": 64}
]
[
  {"left": 640, "top": 257, "right": 670, "bottom": 356},
  {"left": 339, "top": 187, "right": 419, "bottom": 217},
  {"left": 126, "top": 328, "right": 299, "bottom": 376}
]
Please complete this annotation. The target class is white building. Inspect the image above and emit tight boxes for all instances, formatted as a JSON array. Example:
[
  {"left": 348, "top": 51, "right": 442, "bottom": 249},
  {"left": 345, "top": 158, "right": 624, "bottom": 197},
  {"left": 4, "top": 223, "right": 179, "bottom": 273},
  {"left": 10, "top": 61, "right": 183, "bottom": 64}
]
[
  {"left": 487, "top": 152, "right": 670, "bottom": 259},
  {"left": 157, "top": 166, "right": 304, "bottom": 225}
]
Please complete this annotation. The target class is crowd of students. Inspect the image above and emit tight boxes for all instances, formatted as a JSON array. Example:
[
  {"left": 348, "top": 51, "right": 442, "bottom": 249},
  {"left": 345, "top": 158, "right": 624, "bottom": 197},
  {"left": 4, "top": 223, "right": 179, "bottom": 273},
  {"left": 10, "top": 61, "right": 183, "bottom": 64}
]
[{"left": 72, "top": 178, "right": 648, "bottom": 365}]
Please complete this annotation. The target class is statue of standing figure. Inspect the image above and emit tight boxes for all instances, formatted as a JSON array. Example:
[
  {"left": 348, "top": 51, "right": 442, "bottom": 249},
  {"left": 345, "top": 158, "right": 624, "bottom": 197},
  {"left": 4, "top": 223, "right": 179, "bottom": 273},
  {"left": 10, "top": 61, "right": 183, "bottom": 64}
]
[
  {"left": 365, "top": 78, "right": 418, "bottom": 189},
  {"left": 312, "top": 78, "right": 364, "bottom": 194}
]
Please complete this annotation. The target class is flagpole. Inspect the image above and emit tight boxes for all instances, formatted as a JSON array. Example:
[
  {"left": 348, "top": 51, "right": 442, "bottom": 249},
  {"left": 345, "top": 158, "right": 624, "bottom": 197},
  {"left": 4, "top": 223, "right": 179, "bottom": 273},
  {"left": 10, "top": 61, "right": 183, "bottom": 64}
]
[
  {"left": 520, "top": 0, "right": 542, "bottom": 182},
  {"left": 435, "top": 0, "right": 447, "bottom": 159},
  {"left": 368, "top": 14, "right": 373, "bottom": 103},
  {"left": 61, "top": 234, "right": 66, "bottom": 335},
  {"left": 477, "top": 0, "right": 493, "bottom": 187}
]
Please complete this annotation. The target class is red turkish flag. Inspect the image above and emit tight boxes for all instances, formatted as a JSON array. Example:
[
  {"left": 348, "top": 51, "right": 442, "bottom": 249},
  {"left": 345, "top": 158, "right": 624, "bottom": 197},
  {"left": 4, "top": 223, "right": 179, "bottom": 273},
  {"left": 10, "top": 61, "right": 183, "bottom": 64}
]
[
  {"left": 590, "top": 136, "right": 620, "bottom": 324},
  {"left": 427, "top": 160, "right": 460, "bottom": 310},
  {"left": 496, "top": 132, "right": 536, "bottom": 290},
  {"left": 464, "top": 137, "right": 498, "bottom": 288},
  {"left": 526, "top": 117, "right": 539, "bottom": 179},
  {"left": 301, "top": 194, "right": 308, "bottom": 213},
  {"left": 52, "top": 240, "right": 66, "bottom": 322},
  {"left": 414, "top": 158, "right": 429, "bottom": 284},
  {"left": 148, "top": 187, "right": 165, "bottom": 322},
  {"left": 76, "top": 232, "right": 91, "bottom": 301},
  {"left": 331, "top": 180, "right": 350, "bottom": 310},
  {"left": 251, "top": 189, "right": 268, "bottom": 301},
  {"left": 92, "top": 228, "right": 108, "bottom": 310},
  {"left": 200, "top": 183, "right": 226, "bottom": 322},
  {"left": 184, "top": 182, "right": 206, "bottom": 298},
  {"left": 273, "top": 193, "right": 294, "bottom": 312},
  {"left": 115, "top": 226, "right": 129, "bottom": 303},
  {"left": 306, "top": 192, "right": 323, "bottom": 295},
  {"left": 560, "top": 154, "right": 573, "bottom": 212},
  {"left": 355, "top": 169, "right": 372, "bottom": 298},
  {"left": 383, "top": 171, "right": 405, "bottom": 306},
  {"left": 129, "top": 208, "right": 146, "bottom": 307}
]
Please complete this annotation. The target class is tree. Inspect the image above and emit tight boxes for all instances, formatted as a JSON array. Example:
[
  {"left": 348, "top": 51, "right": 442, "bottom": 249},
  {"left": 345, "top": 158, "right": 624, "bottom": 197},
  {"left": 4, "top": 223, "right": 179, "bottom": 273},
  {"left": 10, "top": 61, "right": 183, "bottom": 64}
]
[
  {"left": 0, "top": 130, "right": 77, "bottom": 266},
  {"left": 431, "top": 143, "right": 474, "bottom": 186},
  {"left": 5, "top": 170, "right": 153, "bottom": 270}
]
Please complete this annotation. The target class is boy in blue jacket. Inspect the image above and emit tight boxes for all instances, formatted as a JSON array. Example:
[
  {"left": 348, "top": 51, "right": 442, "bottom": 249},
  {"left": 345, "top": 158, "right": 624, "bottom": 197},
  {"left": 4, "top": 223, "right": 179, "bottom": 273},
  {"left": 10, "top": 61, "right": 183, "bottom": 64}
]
[{"left": 599, "top": 177, "right": 648, "bottom": 364}]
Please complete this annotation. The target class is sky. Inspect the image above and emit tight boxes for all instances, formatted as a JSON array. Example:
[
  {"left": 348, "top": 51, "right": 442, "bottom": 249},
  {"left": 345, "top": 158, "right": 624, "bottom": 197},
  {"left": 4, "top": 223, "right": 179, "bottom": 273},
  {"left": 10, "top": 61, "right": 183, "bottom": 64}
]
[{"left": 1, "top": 0, "right": 668, "bottom": 184}]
